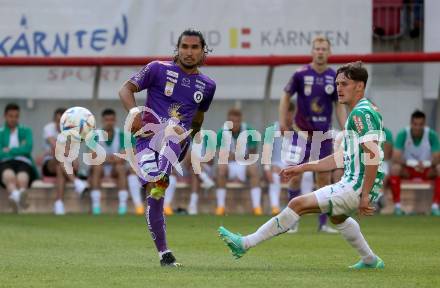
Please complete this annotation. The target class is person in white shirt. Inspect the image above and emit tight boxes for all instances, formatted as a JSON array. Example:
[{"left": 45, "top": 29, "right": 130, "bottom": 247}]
[{"left": 43, "top": 108, "right": 87, "bottom": 215}]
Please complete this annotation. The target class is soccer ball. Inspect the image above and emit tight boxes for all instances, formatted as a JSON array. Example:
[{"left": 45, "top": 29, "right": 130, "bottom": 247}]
[{"left": 60, "top": 107, "right": 96, "bottom": 141}]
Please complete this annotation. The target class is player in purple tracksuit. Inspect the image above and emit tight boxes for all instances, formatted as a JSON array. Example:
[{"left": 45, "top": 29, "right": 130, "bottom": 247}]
[
  {"left": 119, "top": 29, "right": 216, "bottom": 267},
  {"left": 279, "top": 36, "right": 346, "bottom": 233}
]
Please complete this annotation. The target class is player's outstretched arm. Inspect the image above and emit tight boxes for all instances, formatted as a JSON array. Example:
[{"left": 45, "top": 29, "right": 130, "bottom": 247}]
[
  {"left": 280, "top": 150, "right": 343, "bottom": 180},
  {"left": 359, "top": 141, "right": 380, "bottom": 216}
]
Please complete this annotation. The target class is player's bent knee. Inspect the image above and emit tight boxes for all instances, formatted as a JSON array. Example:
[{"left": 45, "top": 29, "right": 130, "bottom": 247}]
[
  {"left": 329, "top": 215, "right": 348, "bottom": 225},
  {"left": 435, "top": 164, "right": 440, "bottom": 175},
  {"left": 390, "top": 163, "right": 402, "bottom": 176},
  {"left": 2, "top": 169, "right": 16, "bottom": 181},
  {"left": 150, "top": 187, "right": 166, "bottom": 199},
  {"left": 287, "top": 196, "right": 305, "bottom": 214}
]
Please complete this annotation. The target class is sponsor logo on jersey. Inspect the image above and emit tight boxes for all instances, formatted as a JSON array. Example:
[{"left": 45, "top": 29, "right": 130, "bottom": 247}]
[
  {"left": 166, "top": 70, "right": 179, "bottom": 78},
  {"left": 304, "top": 76, "right": 314, "bottom": 85},
  {"left": 311, "top": 97, "right": 324, "bottom": 113},
  {"left": 304, "top": 85, "right": 312, "bottom": 96},
  {"left": 194, "top": 91, "right": 203, "bottom": 103},
  {"left": 182, "top": 77, "right": 191, "bottom": 88},
  {"left": 353, "top": 115, "right": 364, "bottom": 133},
  {"left": 325, "top": 84, "right": 334, "bottom": 95},
  {"left": 196, "top": 79, "right": 206, "bottom": 86},
  {"left": 195, "top": 84, "right": 205, "bottom": 92},
  {"left": 166, "top": 76, "right": 177, "bottom": 83},
  {"left": 365, "top": 113, "right": 374, "bottom": 130},
  {"left": 164, "top": 81, "right": 175, "bottom": 96}
]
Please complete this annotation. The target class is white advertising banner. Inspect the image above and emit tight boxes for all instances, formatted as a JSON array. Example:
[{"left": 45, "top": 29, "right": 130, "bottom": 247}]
[
  {"left": 0, "top": 0, "right": 372, "bottom": 99},
  {"left": 424, "top": 0, "right": 440, "bottom": 100}
]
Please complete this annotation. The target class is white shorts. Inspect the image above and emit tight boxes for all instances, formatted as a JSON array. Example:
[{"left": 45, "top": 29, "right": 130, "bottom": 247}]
[
  {"left": 228, "top": 161, "right": 247, "bottom": 182},
  {"left": 314, "top": 181, "right": 360, "bottom": 216},
  {"left": 272, "top": 161, "right": 287, "bottom": 170},
  {"left": 382, "top": 161, "right": 390, "bottom": 176}
]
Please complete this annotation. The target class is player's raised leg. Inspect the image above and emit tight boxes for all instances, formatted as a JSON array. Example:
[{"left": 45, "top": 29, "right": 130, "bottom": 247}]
[{"left": 218, "top": 192, "right": 318, "bottom": 258}]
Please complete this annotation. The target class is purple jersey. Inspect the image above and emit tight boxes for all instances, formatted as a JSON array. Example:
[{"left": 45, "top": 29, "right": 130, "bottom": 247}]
[
  {"left": 284, "top": 64, "right": 337, "bottom": 132},
  {"left": 129, "top": 61, "right": 216, "bottom": 130}
]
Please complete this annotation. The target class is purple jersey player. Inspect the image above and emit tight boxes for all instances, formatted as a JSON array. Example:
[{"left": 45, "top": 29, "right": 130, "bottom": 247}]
[
  {"left": 278, "top": 36, "right": 346, "bottom": 233},
  {"left": 119, "top": 29, "right": 216, "bottom": 267}
]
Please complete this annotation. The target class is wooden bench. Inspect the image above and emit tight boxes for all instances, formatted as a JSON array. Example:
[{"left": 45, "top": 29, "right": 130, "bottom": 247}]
[
  {"left": 0, "top": 179, "right": 291, "bottom": 214},
  {"left": 382, "top": 180, "right": 433, "bottom": 214}
]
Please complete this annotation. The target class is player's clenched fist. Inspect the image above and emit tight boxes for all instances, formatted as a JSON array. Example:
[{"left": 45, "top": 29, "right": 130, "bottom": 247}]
[{"left": 280, "top": 164, "right": 304, "bottom": 181}]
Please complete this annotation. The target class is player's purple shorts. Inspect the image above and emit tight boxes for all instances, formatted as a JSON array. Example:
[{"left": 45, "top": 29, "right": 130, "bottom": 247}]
[
  {"left": 135, "top": 136, "right": 190, "bottom": 186},
  {"left": 286, "top": 131, "right": 333, "bottom": 165}
]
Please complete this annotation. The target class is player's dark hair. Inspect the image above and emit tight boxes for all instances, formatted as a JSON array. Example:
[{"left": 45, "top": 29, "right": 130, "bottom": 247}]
[
  {"left": 102, "top": 108, "right": 116, "bottom": 117},
  {"left": 336, "top": 61, "right": 368, "bottom": 87},
  {"left": 4, "top": 103, "right": 19, "bottom": 115},
  {"left": 411, "top": 110, "right": 425, "bottom": 120},
  {"left": 173, "top": 29, "right": 211, "bottom": 66},
  {"left": 288, "top": 102, "right": 295, "bottom": 112},
  {"left": 54, "top": 107, "right": 66, "bottom": 119}
]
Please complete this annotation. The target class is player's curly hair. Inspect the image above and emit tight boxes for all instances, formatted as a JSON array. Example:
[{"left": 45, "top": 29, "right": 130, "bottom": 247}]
[{"left": 173, "top": 29, "right": 212, "bottom": 66}]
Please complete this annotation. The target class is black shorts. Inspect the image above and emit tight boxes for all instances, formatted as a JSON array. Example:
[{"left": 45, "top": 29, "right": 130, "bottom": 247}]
[
  {"left": 42, "top": 158, "right": 57, "bottom": 177},
  {"left": 0, "top": 160, "right": 37, "bottom": 188}
]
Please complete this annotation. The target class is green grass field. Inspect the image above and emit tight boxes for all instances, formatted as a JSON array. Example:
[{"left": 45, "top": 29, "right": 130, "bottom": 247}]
[{"left": 1, "top": 214, "right": 439, "bottom": 288}]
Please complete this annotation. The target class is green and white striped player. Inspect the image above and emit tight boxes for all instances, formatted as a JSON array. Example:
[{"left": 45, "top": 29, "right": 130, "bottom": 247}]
[{"left": 218, "top": 62, "right": 385, "bottom": 270}]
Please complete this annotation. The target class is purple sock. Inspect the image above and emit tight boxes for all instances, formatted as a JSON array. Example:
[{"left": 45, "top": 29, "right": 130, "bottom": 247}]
[
  {"left": 287, "top": 188, "right": 301, "bottom": 201},
  {"left": 318, "top": 213, "right": 327, "bottom": 228},
  {"left": 146, "top": 196, "right": 168, "bottom": 253},
  {"left": 158, "top": 138, "right": 182, "bottom": 176}
]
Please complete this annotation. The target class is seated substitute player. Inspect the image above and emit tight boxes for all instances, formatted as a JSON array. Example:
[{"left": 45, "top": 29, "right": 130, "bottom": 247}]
[
  {"left": 219, "top": 62, "right": 385, "bottom": 270},
  {"left": 89, "top": 108, "right": 143, "bottom": 215},
  {"left": 389, "top": 110, "right": 440, "bottom": 216},
  {"left": 187, "top": 131, "right": 216, "bottom": 215},
  {"left": 163, "top": 136, "right": 215, "bottom": 216},
  {"left": 215, "top": 108, "right": 262, "bottom": 216},
  {"left": 278, "top": 36, "right": 346, "bottom": 233},
  {"left": 0, "top": 103, "right": 38, "bottom": 212},
  {"left": 264, "top": 102, "right": 337, "bottom": 233},
  {"left": 119, "top": 29, "right": 216, "bottom": 267},
  {"left": 42, "top": 108, "right": 88, "bottom": 215}
]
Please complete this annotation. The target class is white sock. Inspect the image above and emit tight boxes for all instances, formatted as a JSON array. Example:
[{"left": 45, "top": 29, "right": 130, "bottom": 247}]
[
  {"left": 73, "top": 178, "right": 86, "bottom": 195},
  {"left": 164, "top": 175, "right": 177, "bottom": 206},
  {"left": 9, "top": 190, "right": 21, "bottom": 203},
  {"left": 250, "top": 187, "right": 262, "bottom": 208},
  {"left": 128, "top": 174, "right": 142, "bottom": 206},
  {"left": 269, "top": 173, "right": 281, "bottom": 208},
  {"left": 335, "top": 217, "right": 376, "bottom": 264},
  {"left": 118, "top": 190, "right": 129, "bottom": 208},
  {"left": 216, "top": 188, "right": 226, "bottom": 207},
  {"left": 301, "top": 171, "right": 314, "bottom": 194},
  {"left": 432, "top": 203, "right": 439, "bottom": 210},
  {"left": 395, "top": 203, "right": 401, "bottom": 209},
  {"left": 159, "top": 249, "right": 172, "bottom": 259},
  {"left": 91, "top": 189, "right": 101, "bottom": 209},
  {"left": 243, "top": 207, "right": 300, "bottom": 249},
  {"left": 189, "top": 192, "right": 198, "bottom": 208}
]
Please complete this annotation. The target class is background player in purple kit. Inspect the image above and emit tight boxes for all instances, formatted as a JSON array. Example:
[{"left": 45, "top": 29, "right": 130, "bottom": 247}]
[
  {"left": 118, "top": 29, "right": 216, "bottom": 267},
  {"left": 279, "top": 36, "right": 347, "bottom": 233}
]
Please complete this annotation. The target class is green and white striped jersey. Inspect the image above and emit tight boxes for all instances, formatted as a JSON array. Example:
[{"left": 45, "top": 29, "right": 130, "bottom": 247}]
[{"left": 342, "top": 98, "right": 385, "bottom": 199}]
